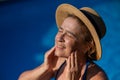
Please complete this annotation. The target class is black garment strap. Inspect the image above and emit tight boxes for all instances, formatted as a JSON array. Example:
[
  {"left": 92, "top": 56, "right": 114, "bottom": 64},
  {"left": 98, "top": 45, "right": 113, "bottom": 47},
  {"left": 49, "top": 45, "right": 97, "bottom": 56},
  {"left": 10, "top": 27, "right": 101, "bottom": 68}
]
[
  {"left": 82, "top": 61, "right": 90, "bottom": 80},
  {"left": 55, "top": 61, "right": 66, "bottom": 80},
  {"left": 54, "top": 60, "right": 90, "bottom": 80}
]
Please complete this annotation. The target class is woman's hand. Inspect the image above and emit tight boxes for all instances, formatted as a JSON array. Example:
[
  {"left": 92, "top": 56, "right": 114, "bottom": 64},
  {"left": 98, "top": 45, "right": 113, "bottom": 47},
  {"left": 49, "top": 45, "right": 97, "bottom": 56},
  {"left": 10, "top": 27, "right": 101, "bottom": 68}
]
[
  {"left": 44, "top": 46, "right": 58, "bottom": 71},
  {"left": 66, "top": 51, "right": 81, "bottom": 80},
  {"left": 18, "top": 47, "right": 58, "bottom": 80}
]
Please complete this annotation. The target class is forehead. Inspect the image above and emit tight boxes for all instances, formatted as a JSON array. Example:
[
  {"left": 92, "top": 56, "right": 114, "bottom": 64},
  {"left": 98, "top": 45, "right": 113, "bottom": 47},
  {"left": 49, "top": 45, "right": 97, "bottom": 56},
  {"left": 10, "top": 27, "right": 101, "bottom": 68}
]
[{"left": 61, "top": 16, "right": 85, "bottom": 34}]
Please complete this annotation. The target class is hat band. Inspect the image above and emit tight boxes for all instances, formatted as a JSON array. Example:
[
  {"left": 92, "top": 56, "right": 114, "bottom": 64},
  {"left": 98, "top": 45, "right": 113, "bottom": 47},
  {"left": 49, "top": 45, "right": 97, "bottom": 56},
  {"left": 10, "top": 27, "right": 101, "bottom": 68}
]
[{"left": 80, "top": 10, "right": 101, "bottom": 39}]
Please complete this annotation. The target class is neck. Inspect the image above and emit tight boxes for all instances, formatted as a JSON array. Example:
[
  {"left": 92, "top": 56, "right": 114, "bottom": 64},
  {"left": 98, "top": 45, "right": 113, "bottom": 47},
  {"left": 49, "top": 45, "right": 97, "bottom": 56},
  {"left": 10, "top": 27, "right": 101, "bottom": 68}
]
[{"left": 77, "top": 54, "right": 87, "bottom": 78}]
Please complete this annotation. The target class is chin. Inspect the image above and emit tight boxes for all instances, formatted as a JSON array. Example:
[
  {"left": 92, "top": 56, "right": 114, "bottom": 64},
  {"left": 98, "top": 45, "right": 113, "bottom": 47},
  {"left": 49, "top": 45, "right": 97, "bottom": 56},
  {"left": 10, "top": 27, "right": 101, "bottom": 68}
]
[
  {"left": 55, "top": 51, "right": 63, "bottom": 57},
  {"left": 55, "top": 51, "right": 69, "bottom": 58}
]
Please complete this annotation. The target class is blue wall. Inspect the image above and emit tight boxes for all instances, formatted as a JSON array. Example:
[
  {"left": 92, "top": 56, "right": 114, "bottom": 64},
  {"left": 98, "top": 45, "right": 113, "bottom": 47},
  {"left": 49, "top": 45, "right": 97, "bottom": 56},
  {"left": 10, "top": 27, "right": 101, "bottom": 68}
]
[{"left": 0, "top": 0, "right": 120, "bottom": 80}]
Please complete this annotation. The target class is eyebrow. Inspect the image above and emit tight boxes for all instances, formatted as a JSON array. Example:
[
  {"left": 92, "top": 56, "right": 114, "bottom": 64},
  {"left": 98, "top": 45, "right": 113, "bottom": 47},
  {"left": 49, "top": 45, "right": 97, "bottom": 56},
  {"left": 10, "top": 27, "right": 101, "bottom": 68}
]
[{"left": 59, "top": 27, "right": 77, "bottom": 39}]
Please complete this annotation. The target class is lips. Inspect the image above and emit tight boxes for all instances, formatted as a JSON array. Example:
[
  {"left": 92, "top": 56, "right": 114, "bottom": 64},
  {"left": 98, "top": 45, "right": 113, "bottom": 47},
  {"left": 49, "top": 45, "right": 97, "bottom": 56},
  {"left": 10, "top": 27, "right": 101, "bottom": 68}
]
[
  {"left": 56, "top": 44, "right": 65, "bottom": 49},
  {"left": 57, "top": 45, "right": 65, "bottom": 49}
]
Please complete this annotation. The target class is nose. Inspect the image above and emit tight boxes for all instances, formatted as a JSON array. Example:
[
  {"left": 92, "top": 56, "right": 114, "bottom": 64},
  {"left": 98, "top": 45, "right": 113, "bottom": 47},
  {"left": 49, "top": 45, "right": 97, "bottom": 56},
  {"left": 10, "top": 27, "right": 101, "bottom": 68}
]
[{"left": 56, "top": 33, "right": 65, "bottom": 42}]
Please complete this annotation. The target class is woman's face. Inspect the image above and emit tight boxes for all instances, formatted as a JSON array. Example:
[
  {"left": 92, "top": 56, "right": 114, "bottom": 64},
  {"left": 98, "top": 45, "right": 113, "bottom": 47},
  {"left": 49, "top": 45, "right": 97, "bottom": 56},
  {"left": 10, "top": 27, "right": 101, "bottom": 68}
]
[{"left": 55, "top": 17, "right": 85, "bottom": 58}]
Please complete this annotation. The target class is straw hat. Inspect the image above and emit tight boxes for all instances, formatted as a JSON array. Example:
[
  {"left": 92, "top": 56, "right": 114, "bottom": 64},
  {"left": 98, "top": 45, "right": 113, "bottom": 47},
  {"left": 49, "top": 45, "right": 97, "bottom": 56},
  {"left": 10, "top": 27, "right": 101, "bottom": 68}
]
[{"left": 55, "top": 4, "right": 106, "bottom": 60}]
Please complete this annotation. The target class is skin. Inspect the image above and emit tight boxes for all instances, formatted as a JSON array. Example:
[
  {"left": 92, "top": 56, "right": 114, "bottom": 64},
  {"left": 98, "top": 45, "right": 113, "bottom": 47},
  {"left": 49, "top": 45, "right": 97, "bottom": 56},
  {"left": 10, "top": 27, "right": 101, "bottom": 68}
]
[
  {"left": 55, "top": 17, "right": 86, "bottom": 58},
  {"left": 18, "top": 17, "right": 108, "bottom": 80},
  {"left": 55, "top": 17, "right": 88, "bottom": 80}
]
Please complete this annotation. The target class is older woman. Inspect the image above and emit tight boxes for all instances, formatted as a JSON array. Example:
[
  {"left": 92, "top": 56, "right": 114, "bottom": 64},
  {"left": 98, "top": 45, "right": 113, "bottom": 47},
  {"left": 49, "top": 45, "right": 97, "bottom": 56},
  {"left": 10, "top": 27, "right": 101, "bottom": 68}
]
[{"left": 18, "top": 4, "right": 108, "bottom": 80}]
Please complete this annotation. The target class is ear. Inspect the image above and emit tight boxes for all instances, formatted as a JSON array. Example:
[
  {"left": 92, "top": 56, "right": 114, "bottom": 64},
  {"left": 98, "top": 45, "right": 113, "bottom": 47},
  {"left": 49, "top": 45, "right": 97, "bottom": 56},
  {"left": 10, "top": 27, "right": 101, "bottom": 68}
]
[{"left": 86, "top": 40, "right": 96, "bottom": 58}]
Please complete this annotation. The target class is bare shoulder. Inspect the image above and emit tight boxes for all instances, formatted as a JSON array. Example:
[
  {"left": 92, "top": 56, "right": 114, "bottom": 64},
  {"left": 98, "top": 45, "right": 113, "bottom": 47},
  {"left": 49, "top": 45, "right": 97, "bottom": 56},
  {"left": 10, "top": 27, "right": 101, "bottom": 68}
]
[{"left": 87, "top": 62, "right": 108, "bottom": 80}]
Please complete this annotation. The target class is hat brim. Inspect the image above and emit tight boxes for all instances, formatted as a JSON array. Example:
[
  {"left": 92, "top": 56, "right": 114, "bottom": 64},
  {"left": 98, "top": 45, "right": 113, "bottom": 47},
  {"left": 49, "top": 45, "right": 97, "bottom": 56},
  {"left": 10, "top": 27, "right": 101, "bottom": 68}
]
[{"left": 56, "top": 4, "right": 101, "bottom": 60}]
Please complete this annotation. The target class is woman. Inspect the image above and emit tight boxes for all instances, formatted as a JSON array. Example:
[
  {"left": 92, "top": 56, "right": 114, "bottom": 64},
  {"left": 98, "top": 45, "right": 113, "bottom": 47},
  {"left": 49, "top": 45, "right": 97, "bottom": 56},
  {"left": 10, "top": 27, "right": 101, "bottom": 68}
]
[{"left": 18, "top": 4, "right": 108, "bottom": 80}]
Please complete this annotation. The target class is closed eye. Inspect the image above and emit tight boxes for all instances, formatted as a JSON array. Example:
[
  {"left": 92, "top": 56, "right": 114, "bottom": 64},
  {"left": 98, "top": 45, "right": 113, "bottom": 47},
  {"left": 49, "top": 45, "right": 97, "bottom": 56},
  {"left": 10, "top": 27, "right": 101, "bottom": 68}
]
[
  {"left": 58, "top": 27, "right": 78, "bottom": 39},
  {"left": 66, "top": 32, "right": 75, "bottom": 38},
  {"left": 66, "top": 31, "right": 77, "bottom": 39}
]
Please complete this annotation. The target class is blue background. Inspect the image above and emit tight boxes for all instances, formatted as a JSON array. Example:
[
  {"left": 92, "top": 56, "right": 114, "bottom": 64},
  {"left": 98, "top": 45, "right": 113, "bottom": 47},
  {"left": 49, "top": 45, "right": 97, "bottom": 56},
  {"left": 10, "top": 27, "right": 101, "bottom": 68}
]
[{"left": 0, "top": 0, "right": 120, "bottom": 80}]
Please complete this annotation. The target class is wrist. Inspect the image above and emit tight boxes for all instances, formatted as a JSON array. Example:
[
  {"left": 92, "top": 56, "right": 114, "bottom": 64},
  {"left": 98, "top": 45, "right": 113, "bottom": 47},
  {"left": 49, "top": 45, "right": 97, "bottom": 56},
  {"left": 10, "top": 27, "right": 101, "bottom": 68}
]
[{"left": 42, "top": 63, "right": 53, "bottom": 73}]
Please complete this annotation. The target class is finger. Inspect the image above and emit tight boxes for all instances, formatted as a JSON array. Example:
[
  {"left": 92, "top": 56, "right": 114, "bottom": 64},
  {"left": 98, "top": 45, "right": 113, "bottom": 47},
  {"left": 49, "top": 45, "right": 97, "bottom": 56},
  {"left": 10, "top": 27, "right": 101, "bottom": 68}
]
[
  {"left": 71, "top": 52, "right": 76, "bottom": 80},
  {"left": 75, "top": 51, "right": 78, "bottom": 69},
  {"left": 71, "top": 52, "right": 75, "bottom": 68},
  {"left": 67, "top": 56, "right": 71, "bottom": 70},
  {"left": 67, "top": 56, "right": 72, "bottom": 80},
  {"left": 46, "top": 46, "right": 56, "bottom": 56},
  {"left": 44, "top": 46, "right": 56, "bottom": 62}
]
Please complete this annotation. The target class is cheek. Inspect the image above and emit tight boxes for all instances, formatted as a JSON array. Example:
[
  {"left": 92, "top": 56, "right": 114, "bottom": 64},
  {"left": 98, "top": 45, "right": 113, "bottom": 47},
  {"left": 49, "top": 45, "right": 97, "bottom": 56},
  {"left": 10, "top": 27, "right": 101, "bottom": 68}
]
[
  {"left": 66, "top": 39, "right": 84, "bottom": 52},
  {"left": 65, "top": 39, "right": 77, "bottom": 51}
]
